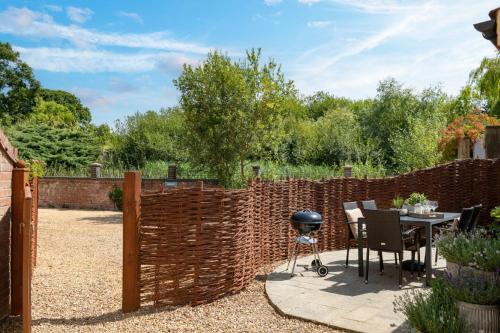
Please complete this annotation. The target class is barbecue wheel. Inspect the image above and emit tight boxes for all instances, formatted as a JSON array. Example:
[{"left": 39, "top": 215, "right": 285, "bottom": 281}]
[
  {"left": 311, "top": 259, "right": 321, "bottom": 267},
  {"left": 317, "top": 265, "right": 328, "bottom": 277}
]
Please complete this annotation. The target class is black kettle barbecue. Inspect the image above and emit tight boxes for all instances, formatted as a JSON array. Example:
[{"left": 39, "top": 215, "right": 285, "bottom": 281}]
[{"left": 287, "top": 209, "right": 328, "bottom": 277}]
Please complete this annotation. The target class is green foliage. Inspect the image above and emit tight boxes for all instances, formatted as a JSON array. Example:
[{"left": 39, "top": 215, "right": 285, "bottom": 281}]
[
  {"left": 6, "top": 123, "right": 100, "bottom": 169},
  {"left": 39, "top": 88, "right": 92, "bottom": 125},
  {"left": 174, "top": 49, "right": 297, "bottom": 187},
  {"left": 360, "top": 80, "right": 452, "bottom": 170},
  {"left": 392, "top": 195, "right": 404, "bottom": 209},
  {"left": 108, "top": 185, "right": 123, "bottom": 211},
  {"left": 468, "top": 55, "right": 500, "bottom": 117},
  {"left": 109, "top": 108, "right": 186, "bottom": 168},
  {"left": 0, "top": 42, "right": 40, "bottom": 125},
  {"left": 443, "top": 273, "right": 500, "bottom": 305},
  {"left": 435, "top": 230, "right": 500, "bottom": 272},
  {"left": 26, "top": 159, "right": 45, "bottom": 181},
  {"left": 29, "top": 97, "right": 77, "bottom": 127},
  {"left": 393, "top": 279, "right": 467, "bottom": 333},
  {"left": 405, "top": 192, "right": 428, "bottom": 206}
]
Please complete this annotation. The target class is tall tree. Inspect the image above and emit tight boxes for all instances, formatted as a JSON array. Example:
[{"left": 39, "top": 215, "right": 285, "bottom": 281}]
[
  {"left": 40, "top": 88, "right": 92, "bottom": 125},
  {"left": 468, "top": 56, "right": 500, "bottom": 117},
  {"left": 0, "top": 42, "right": 40, "bottom": 125},
  {"left": 174, "top": 49, "right": 297, "bottom": 186}
]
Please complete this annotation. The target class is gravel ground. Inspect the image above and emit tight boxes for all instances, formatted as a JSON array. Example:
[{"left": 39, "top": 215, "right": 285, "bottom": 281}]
[{"left": 1, "top": 208, "right": 342, "bottom": 333}]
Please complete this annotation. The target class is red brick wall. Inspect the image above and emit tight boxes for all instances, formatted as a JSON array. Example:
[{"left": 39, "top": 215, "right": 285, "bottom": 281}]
[
  {"left": 0, "top": 129, "right": 16, "bottom": 320},
  {"left": 38, "top": 178, "right": 218, "bottom": 210}
]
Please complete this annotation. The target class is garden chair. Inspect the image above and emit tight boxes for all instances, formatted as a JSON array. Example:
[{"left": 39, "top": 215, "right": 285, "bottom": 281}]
[
  {"left": 467, "top": 204, "right": 482, "bottom": 232},
  {"left": 342, "top": 201, "right": 366, "bottom": 268},
  {"left": 363, "top": 209, "right": 424, "bottom": 288},
  {"left": 361, "top": 200, "right": 377, "bottom": 210}
]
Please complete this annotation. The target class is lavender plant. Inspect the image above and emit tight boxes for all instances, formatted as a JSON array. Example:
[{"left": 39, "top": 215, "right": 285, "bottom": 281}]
[
  {"left": 443, "top": 271, "right": 499, "bottom": 305},
  {"left": 435, "top": 229, "right": 500, "bottom": 272},
  {"left": 393, "top": 279, "right": 467, "bottom": 333}
]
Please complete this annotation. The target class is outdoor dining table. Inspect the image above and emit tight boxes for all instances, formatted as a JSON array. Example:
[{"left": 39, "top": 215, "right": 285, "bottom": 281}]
[{"left": 356, "top": 212, "right": 461, "bottom": 285}]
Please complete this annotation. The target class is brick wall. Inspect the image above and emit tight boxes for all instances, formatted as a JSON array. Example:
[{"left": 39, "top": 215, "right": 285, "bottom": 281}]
[
  {"left": 0, "top": 129, "right": 16, "bottom": 320},
  {"left": 38, "top": 177, "right": 219, "bottom": 210}
]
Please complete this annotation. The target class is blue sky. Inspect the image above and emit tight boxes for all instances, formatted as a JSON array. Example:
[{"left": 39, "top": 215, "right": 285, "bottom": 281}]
[{"left": 0, "top": 0, "right": 497, "bottom": 125}]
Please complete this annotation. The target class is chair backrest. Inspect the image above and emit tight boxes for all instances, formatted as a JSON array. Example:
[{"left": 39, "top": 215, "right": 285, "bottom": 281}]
[
  {"left": 457, "top": 207, "right": 474, "bottom": 232},
  {"left": 361, "top": 200, "right": 377, "bottom": 210},
  {"left": 343, "top": 201, "right": 359, "bottom": 238},
  {"left": 364, "top": 209, "right": 403, "bottom": 252},
  {"left": 467, "top": 204, "right": 482, "bottom": 232}
]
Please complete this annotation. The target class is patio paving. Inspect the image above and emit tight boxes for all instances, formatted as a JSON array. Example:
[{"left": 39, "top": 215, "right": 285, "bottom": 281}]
[{"left": 266, "top": 249, "right": 447, "bottom": 333}]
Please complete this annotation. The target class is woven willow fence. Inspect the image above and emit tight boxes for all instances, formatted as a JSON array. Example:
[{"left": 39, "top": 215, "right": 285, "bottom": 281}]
[{"left": 131, "top": 159, "right": 500, "bottom": 307}]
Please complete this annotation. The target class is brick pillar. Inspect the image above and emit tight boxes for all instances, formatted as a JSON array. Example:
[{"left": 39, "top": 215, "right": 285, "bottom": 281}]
[
  {"left": 344, "top": 165, "right": 352, "bottom": 178},
  {"left": 167, "top": 164, "right": 177, "bottom": 179},
  {"left": 89, "top": 163, "right": 102, "bottom": 179},
  {"left": 252, "top": 165, "right": 261, "bottom": 178}
]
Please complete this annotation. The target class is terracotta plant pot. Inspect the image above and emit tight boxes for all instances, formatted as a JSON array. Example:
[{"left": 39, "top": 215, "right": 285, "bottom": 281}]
[{"left": 457, "top": 301, "right": 500, "bottom": 333}]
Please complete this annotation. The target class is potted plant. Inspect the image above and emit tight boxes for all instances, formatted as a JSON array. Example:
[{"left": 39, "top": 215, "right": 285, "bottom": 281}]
[
  {"left": 394, "top": 279, "right": 467, "bottom": 333},
  {"left": 443, "top": 271, "right": 499, "bottom": 333},
  {"left": 404, "top": 192, "right": 428, "bottom": 213},
  {"left": 391, "top": 195, "right": 407, "bottom": 215},
  {"left": 435, "top": 230, "right": 499, "bottom": 283}
]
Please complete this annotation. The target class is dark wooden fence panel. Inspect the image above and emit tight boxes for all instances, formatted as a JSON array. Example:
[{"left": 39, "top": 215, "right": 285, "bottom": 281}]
[{"left": 132, "top": 159, "right": 500, "bottom": 307}]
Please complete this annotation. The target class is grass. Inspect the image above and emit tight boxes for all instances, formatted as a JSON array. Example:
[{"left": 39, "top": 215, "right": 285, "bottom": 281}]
[{"left": 44, "top": 160, "right": 387, "bottom": 181}]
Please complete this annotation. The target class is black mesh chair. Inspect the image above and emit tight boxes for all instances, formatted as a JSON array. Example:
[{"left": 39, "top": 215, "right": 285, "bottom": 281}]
[
  {"left": 467, "top": 204, "right": 482, "bottom": 232},
  {"left": 342, "top": 201, "right": 366, "bottom": 268},
  {"left": 361, "top": 200, "right": 377, "bottom": 210},
  {"left": 363, "top": 209, "right": 423, "bottom": 288},
  {"left": 361, "top": 199, "right": 399, "bottom": 265},
  {"left": 434, "top": 207, "right": 475, "bottom": 263}
]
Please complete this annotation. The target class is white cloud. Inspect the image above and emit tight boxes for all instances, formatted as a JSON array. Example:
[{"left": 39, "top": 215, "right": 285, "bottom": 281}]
[
  {"left": 264, "top": 0, "right": 283, "bottom": 5},
  {"left": 43, "top": 5, "right": 62, "bottom": 12},
  {"left": 307, "top": 20, "right": 332, "bottom": 28},
  {"left": 67, "top": 6, "right": 93, "bottom": 23},
  {"left": 118, "top": 11, "right": 143, "bottom": 24},
  {"left": 0, "top": 7, "right": 212, "bottom": 54},
  {"left": 298, "top": 0, "right": 321, "bottom": 5},
  {"left": 13, "top": 46, "right": 199, "bottom": 73},
  {"left": 289, "top": 0, "right": 498, "bottom": 97}
]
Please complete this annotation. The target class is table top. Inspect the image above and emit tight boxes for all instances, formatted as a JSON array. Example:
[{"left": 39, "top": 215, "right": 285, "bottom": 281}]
[{"left": 399, "top": 212, "right": 461, "bottom": 226}]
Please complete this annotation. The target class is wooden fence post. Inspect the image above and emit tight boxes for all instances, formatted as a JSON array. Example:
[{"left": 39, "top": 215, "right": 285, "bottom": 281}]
[
  {"left": 485, "top": 125, "right": 500, "bottom": 159},
  {"left": 458, "top": 137, "right": 471, "bottom": 159},
  {"left": 22, "top": 188, "right": 32, "bottom": 333},
  {"left": 11, "top": 167, "right": 28, "bottom": 315},
  {"left": 122, "top": 171, "right": 141, "bottom": 312}
]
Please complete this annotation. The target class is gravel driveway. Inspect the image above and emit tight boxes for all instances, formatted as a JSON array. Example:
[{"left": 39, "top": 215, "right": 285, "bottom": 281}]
[{"left": 1, "top": 208, "right": 341, "bottom": 333}]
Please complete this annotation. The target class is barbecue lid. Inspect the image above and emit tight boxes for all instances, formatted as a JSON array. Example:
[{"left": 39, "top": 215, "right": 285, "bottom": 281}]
[{"left": 291, "top": 210, "right": 323, "bottom": 223}]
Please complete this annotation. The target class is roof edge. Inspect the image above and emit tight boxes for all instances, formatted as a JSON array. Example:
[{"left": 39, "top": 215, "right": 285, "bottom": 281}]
[{"left": 0, "top": 128, "right": 18, "bottom": 165}]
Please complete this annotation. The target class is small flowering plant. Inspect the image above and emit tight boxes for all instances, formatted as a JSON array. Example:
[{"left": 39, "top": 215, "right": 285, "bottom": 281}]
[
  {"left": 443, "top": 271, "right": 499, "bottom": 305},
  {"left": 435, "top": 229, "right": 500, "bottom": 272}
]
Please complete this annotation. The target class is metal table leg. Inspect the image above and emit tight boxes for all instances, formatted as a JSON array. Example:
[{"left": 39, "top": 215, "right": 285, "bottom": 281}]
[{"left": 424, "top": 224, "right": 432, "bottom": 286}]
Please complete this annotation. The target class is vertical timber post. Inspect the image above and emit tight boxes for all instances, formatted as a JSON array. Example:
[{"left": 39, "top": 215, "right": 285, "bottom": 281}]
[
  {"left": 22, "top": 190, "right": 32, "bottom": 333},
  {"left": 458, "top": 137, "right": 471, "bottom": 159},
  {"left": 122, "top": 171, "right": 141, "bottom": 312},
  {"left": 11, "top": 167, "right": 28, "bottom": 315},
  {"left": 485, "top": 125, "right": 500, "bottom": 159}
]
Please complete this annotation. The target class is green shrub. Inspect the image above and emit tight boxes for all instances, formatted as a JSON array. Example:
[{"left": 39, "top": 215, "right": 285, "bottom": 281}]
[
  {"left": 435, "top": 229, "right": 500, "bottom": 272},
  {"left": 108, "top": 185, "right": 123, "bottom": 211},
  {"left": 393, "top": 279, "right": 468, "bottom": 333}
]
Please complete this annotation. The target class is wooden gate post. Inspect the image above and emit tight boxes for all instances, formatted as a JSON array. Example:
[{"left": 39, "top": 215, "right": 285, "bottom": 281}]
[
  {"left": 22, "top": 188, "right": 32, "bottom": 333},
  {"left": 122, "top": 171, "right": 141, "bottom": 312},
  {"left": 11, "top": 167, "right": 28, "bottom": 315}
]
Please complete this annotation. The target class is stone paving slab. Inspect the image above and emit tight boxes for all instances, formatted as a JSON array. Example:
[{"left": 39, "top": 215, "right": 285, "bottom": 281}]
[{"left": 266, "top": 249, "right": 447, "bottom": 333}]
